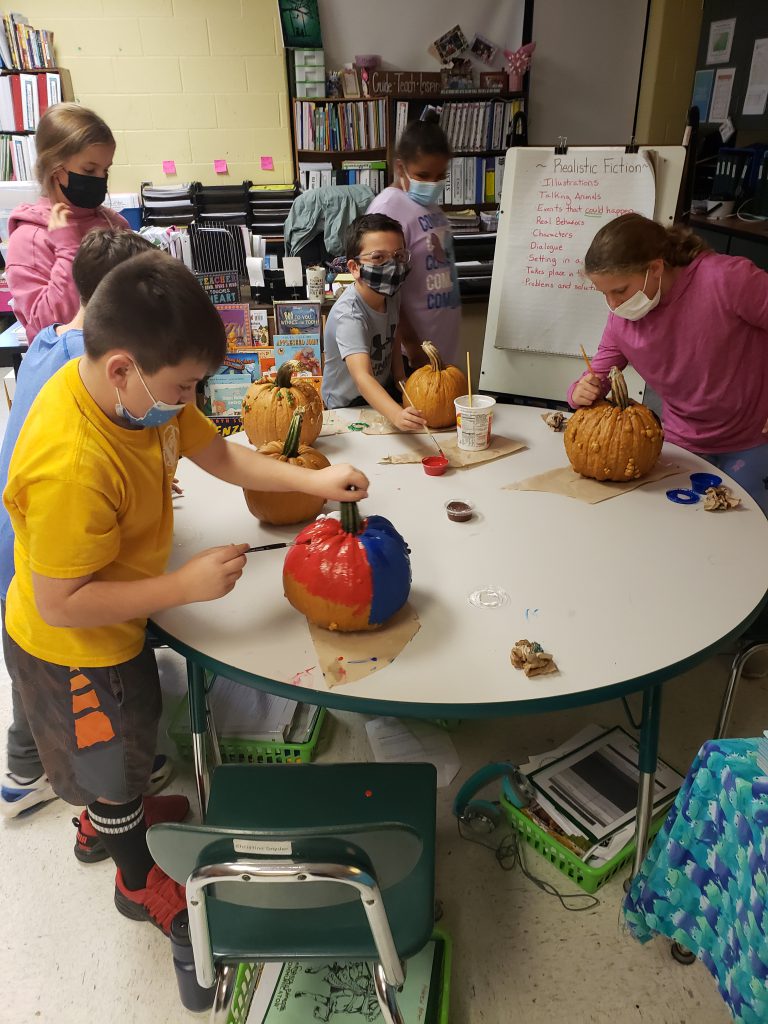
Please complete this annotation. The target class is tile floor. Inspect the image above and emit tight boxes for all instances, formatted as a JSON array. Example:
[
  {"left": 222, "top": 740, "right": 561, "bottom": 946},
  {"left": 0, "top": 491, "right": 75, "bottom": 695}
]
[{"left": 1, "top": 641, "right": 765, "bottom": 1024}]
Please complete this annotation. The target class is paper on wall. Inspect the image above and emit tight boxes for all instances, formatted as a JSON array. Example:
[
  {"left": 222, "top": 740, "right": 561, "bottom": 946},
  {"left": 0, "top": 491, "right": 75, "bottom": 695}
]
[
  {"left": 706, "top": 18, "right": 736, "bottom": 64},
  {"left": 709, "top": 67, "right": 736, "bottom": 123},
  {"left": 743, "top": 38, "right": 768, "bottom": 116}
]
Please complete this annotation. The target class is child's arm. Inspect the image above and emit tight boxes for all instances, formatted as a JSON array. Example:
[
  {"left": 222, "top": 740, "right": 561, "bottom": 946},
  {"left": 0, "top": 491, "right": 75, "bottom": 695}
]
[
  {"left": 33, "top": 543, "right": 250, "bottom": 629},
  {"left": 187, "top": 435, "right": 369, "bottom": 497},
  {"left": 345, "top": 352, "right": 426, "bottom": 431}
]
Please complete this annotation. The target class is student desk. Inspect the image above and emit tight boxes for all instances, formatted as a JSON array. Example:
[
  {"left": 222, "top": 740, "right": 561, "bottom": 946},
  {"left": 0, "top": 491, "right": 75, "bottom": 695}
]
[{"left": 153, "top": 405, "right": 768, "bottom": 881}]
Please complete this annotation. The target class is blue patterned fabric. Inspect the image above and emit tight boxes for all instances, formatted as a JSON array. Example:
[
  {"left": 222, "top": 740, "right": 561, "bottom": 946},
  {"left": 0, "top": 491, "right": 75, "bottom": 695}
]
[{"left": 623, "top": 739, "right": 768, "bottom": 1024}]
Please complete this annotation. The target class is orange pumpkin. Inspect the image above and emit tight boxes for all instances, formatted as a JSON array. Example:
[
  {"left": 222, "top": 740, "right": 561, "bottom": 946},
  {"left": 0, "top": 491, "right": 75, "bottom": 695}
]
[
  {"left": 244, "top": 409, "right": 330, "bottom": 525},
  {"left": 403, "top": 341, "right": 468, "bottom": 428},
  {"left": 564, "top": 367, "right": 663, "bottom": 481},
  {"left": 242, "top": 361, "right": 323, "bottom": 448}
]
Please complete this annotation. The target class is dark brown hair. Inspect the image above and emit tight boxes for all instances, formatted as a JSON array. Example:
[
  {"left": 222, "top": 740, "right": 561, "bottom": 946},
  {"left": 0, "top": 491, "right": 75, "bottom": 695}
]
[
  {"left": 73, "top": 229, "right": 154, "bottom": 304},
  {"left": 345, "top": 213, "right": 405, "bottom": 259},
  {"left": 396, "top": 112, "right": 452, "bottom": 163},
  {"left": 35, "top": 103, "right": 115, "bottom": 197},
  {"left": 84, "top": 250, "right": 226, "bottom": 373},
  {"left": 584, "top": 213, "right": 710, "bottom": 275}
]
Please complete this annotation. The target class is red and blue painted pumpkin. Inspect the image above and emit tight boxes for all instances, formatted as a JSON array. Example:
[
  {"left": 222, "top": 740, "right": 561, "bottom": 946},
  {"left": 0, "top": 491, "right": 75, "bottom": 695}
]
[{"left": 283, "top": 502, "right": 411, "bottom": 631}]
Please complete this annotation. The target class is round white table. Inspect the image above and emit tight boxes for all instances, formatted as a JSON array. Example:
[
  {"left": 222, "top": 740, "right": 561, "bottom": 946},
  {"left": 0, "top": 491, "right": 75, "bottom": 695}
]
[{"left": 153, "top": 404, "right": 768, "bottom": 876}]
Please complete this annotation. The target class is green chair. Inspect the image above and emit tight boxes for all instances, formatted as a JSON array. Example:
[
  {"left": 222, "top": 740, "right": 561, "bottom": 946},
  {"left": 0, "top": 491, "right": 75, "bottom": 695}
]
[{"left": 147, "top": 761, "right": 441, "bottom": 1024}]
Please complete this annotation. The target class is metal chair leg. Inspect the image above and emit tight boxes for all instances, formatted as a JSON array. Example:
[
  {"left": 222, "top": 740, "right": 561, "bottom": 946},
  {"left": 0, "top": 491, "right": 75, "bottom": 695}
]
[
  {"left": 211, "top": 964, "right": 238, "bottom": 1024},
  {"left": 715, "top": 641, "right": 768, "bottom": 739},
  {"left": 373, "top": 963, "right": 405, "bottom": 1024}
]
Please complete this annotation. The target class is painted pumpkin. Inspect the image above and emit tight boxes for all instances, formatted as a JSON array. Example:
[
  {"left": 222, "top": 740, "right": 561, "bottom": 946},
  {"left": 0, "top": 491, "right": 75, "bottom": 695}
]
[
  {"left": 564, "top": 366, "right": 664, "bottom": 481},
  {"left": 242, "top": 361, "right": 323, "bottom": 448},
  {"left": 404, "top": 340, "right": 468, "bottom": 429},
  {"left": 244, "top": 409, "right": 330, "bottom": 525},
  {"left": 283, "top": 502, "right": 411, "bottom": 632}
]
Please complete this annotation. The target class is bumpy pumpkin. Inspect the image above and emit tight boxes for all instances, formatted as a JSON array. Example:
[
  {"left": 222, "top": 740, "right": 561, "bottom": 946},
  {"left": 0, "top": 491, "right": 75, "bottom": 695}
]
[
  {"left": 283, "top": 502, "right": 411, "bottom": 632},
  {"left": 564, "top": 366, "right": 663, "bottom": 481},
  {"left": 242, "top": 361, "right": 323, "bottom": 448},
  {"left": 244, "top": 409, "right": 330, "bottom": 525},
  {"left": 403, "top": 340, "right": 468, "bottom": 429}
]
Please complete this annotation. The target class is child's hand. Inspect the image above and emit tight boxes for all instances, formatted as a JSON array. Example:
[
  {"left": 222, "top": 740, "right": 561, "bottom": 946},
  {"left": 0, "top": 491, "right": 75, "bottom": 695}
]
[
  {"left": 396, "top": 406, "right": 427, "bottom": 432},
  {"left": 176, "top": 543, "right": 249, "bottom": 603},
  {"left": 47, "top": 202, "right": 70, "bottom": 231},
  {"left": 313, "top": 464, "right": 369, "bottom": 501},
  {"left": 571, "top": 373, "right": 602, "bottom": 407}
]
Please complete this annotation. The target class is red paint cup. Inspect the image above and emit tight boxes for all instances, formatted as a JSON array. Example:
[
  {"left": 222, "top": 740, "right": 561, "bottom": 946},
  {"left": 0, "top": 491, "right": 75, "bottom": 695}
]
[{"left": 422, "top": 455, "right": 448, "bottom": 476}]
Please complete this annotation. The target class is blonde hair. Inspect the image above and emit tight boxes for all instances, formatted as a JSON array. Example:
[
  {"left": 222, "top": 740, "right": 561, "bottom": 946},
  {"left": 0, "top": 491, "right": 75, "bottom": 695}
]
[
  {"left": 584, "top": 213, "right": 710, "bottom": 275},
  {"left": 35, "top": 102, "right": 115, "bottom": 197}
]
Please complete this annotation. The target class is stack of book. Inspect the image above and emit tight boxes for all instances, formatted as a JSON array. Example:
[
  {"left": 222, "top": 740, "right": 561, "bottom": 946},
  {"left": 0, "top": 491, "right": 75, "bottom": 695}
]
[
  {"left": 297, "top": 159, "right": 386, "bottom": 192},
  {"left": 294, "top": 99, "right": 387, "bottom": 152},
  {"left": 0, "top": 131, "right": 35, "bottom": 181},
  {"left": 445, "top": 208, "right": 480, "bottom": 233},
  {"left": 0, "top": 70, "right": 61, "bottom": 132},
  {"left": 439, "top": 98, "right": 524, "bottom": 153},
  {"left": 0, "top": 13, "right": 55, "bottom": 70},
  {"left": 272, "top": 299, "right": 322, "bottom": 394}
]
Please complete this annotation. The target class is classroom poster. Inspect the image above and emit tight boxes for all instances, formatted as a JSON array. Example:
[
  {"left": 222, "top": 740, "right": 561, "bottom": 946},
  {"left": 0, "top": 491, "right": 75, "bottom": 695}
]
[
  {"left": 692, "top": 69, "right": 714, "bottom": 121},
  {"left": 709, "top": 67, "right": 736, "bottom": 123},
  {"left": 278, "top": 0, "right": 322, "bottom": 49},
  {"left": 706, "top": 18, "right": 735, "bottom": 65},
  {"left": 743, "top": 38, "right": 768, "bottom": 117}
]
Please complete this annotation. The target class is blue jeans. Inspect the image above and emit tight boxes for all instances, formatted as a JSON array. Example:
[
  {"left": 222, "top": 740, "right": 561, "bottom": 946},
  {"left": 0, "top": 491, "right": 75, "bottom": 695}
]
[{"left": 697, "top": 446, "right": 768, "bottom": 518}]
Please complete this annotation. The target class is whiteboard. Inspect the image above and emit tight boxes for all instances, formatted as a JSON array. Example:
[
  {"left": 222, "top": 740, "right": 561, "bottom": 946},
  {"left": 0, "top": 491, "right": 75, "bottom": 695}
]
[{"left": 480, "top": 145, "right": 685, "bottom": 403}]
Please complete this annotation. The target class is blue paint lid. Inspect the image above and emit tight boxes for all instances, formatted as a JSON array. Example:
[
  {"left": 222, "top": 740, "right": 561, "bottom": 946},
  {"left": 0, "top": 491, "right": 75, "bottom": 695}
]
[{"left": 666, "top": 488, "right": 701, "bottom": 505}]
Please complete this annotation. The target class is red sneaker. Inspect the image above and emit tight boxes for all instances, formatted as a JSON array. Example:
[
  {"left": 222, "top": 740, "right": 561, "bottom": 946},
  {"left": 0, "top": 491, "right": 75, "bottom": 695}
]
[
  {"left": 73, "top": 794, "right": 190, "bottom": 864},
  {"left": 114, "top": 864, "right": 186, "bottom": 934}
]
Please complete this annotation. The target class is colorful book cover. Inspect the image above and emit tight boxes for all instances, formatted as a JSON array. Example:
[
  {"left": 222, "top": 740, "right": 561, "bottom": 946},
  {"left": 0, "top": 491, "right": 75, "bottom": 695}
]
[
  {"left": 273, "top": 335, "right": 322, "bottom": 377},
  {"left": 216, "top": 303, "right": 253, "bottom": 351},
  {"left": 210, "top": 415, "right": 244, "bottom": 438},
  {"left": 274, "top": 300, "right": 322, "bottom": 337},
  {"left": 196, "top": 270, "right": 240, "bottom": 305},
  {"left": 202, "top": 377, "right": 252, "bottom": 417},
  {"left": 248, "top": 941, "right": 436, "bottom": 1022},
  {"left": 253, "top": 346, "right": 276, "bottom": 378},
  {"left": 249, "top": 308, "right": 270, "bottom": 346}
]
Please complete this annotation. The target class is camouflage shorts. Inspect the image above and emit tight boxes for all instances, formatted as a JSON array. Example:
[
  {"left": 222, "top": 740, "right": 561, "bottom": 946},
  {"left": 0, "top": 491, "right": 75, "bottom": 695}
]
[{"left": 3, "top": 630, "right": 161, "bottom": 806}]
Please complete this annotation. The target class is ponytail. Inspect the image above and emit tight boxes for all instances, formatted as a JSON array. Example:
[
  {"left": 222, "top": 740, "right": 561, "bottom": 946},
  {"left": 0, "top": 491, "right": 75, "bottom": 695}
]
[{"left": 584, "top": 213, "right": 710, "bottom": 275}]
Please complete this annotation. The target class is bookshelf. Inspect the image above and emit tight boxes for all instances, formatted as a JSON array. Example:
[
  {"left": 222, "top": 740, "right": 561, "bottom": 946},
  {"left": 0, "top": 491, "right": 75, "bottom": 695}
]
[{"left": 292, "top": 97, "right": 389, "bottom": 192}]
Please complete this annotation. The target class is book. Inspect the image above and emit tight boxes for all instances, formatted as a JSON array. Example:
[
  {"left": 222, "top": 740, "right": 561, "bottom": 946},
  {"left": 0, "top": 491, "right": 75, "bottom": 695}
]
[
  {"left": 216, "top": 303, "right": 253, "bottom": 351},
  {"left": 249, "top": 308, "right": 270, "bottom": 346},
  {"left": 273, "top": 336, "right": 322, "bottom": 377},
  {"left": 253, "top": 346, "right": 276, "bottom": 378},
  {"left": 273, "top": 300, "right": 321, "bottom": 336},
  {"left": 246, "top": 940, "right": 438, "bottom": 1023},
  {"left": 203, "top": 351, "right": 259, "bottom": 417}
]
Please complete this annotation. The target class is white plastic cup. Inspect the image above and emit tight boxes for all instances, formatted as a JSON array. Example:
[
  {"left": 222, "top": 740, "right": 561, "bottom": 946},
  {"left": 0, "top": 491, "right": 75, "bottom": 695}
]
[
  {"left": 305, "top": 265, "right": 325, "bottom": 300},
  {"left": 454, "top": 394, "right": 496, "bottom": 451}
]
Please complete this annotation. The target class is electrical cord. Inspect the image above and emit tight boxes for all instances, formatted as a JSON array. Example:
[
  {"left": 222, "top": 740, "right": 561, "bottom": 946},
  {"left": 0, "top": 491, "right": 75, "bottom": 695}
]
[
  {"left": 621, "top": 696, "right": 642, "bottom": 732},
  {"left": 456, "top": 817, "right": 600, "bottom": 913}
]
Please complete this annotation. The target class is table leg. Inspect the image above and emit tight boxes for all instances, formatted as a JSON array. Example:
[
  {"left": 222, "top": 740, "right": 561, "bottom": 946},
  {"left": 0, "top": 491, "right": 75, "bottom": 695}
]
[
  {"left": 187, "top": 659, "right": 210, "bottom": 818},
  {"left": 629, "top": 684, "right": 662, "bottom": 879}
]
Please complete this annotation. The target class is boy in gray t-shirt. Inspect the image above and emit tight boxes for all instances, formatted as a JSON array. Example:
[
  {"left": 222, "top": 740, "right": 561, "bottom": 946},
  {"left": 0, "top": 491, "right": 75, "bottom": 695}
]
[{"left": 322, "top": 214, "right": 426, "bottom": 432}]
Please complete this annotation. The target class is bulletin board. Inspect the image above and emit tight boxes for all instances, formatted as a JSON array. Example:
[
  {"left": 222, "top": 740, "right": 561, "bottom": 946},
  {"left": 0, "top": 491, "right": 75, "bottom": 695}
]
[
  {"left": 480, "top": 145, "right": 685, "bottom": 404},
  {"left": 694, "top": 1, "right": 768, "bottom": 128}
]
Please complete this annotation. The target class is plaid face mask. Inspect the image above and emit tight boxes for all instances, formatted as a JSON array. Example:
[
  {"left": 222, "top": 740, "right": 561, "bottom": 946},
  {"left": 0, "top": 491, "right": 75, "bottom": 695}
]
[{"left": 356, "top": 259, "right": 410, "bottom": 296}]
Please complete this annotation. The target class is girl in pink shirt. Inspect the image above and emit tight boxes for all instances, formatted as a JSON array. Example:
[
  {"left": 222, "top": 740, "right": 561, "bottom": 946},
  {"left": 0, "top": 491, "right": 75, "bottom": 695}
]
[
  {"left": 368, "top": 114, "right": 461, "bottom": 368},
  {"left": 569, "top": 213, "right": 768, "bottom": 514},
  {"left": 6, "top": 103, "right": 127, "bottom": 343}
]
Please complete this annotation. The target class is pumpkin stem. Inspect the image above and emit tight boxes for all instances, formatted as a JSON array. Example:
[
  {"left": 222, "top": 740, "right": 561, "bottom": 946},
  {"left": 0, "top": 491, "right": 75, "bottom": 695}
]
[
  {"left": 275, "top": 360, "right": 299, "bottom": 389},
  {"left": 608, "top": 366, "right": 630, "bottom": 411},
  {"left": 421, "top": 340, "right": 444, "bottom": 372},
  {"left": 282, "top": 409, "right": 304, "bottom": 457},
  {"left": 340, "top": 500, "right": 362, "bottom": 535}
]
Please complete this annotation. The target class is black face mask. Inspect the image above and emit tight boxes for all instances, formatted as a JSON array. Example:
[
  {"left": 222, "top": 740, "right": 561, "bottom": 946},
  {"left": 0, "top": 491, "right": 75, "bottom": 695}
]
[{"left": 60, "top": 171, "right": 108, "bottom": 210}]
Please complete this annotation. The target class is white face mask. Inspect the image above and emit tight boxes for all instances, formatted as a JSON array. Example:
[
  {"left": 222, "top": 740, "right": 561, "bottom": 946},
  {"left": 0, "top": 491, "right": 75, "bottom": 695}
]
[{"left": 610, "top": 269, "right": 661, "bottom": 321}]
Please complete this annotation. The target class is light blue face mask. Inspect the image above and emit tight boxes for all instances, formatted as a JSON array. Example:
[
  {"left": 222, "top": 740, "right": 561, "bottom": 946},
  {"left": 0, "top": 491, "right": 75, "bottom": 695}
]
[
  {"left": 404, "top": 173, "right": 445, "bottom": 207},
  {"left": 115, "top": 362, "right": 185, "bottom": 428}
]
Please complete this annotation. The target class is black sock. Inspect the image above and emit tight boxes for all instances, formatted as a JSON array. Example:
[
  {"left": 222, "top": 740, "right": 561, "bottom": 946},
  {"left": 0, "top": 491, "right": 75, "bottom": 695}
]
[{"left": 87, "top": 796, "right": 154, "bottom": 890}]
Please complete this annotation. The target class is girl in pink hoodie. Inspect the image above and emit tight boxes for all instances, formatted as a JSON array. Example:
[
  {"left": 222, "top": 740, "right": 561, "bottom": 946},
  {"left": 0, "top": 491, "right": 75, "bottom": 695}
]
[{"left": 6, "top": 103, "right": 128, "bottom": 342}]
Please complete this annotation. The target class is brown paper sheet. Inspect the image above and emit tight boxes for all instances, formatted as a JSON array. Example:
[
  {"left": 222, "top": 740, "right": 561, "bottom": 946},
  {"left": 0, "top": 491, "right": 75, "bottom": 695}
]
[
  {"left": 308, "top": 603, "right": 421, "bottom": 688},
  {"left": 504, "top": 460, "right": 681, "bottom": 504},
  {"left": 319, "top": 410, "right": 351, "bottom": 436},
  {"left": 380, "top": 434, "right": 526, "bottom": 469}
]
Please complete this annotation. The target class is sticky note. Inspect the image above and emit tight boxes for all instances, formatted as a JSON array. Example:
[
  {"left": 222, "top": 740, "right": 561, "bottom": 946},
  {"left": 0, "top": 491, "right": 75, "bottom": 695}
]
[
  {"left": 214, "top": 159, "right": 228, "bottom": 174},
  {"left": 260, "top": 156, "right": 274, "bottom": 171},
  {"left": 162, "top": 160, "right": 176, "bottom": 175}
]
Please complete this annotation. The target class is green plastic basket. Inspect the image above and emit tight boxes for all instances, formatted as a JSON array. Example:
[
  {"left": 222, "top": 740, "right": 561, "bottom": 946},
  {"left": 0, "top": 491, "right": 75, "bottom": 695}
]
[
  {"left": 500, "top": 793, "right": 666, "bottom": 894},
  {"left": 167, "top": 693, "right": 326, "bottom": 766},
  {"left": 225, "top": 928, "right": 452, "bottom": 1024}
]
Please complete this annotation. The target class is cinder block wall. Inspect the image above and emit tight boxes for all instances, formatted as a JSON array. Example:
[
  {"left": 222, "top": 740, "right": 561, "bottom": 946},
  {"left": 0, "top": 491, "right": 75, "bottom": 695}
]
[{"left": 20, "top": 0, "right": 293, "bottom": 191}]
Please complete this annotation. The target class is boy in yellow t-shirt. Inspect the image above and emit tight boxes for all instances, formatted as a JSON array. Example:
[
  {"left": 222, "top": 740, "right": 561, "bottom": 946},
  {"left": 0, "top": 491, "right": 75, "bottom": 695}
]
[{"left": 3, "top": 250, "right": 369, "bottom": 935}]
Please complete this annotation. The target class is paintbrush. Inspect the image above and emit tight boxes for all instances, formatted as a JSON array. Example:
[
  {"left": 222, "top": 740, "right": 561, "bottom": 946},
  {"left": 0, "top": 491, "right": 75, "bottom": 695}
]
[
  {"left": 398, "top": 381, "right": 445, "bottom": 458},
  {"left": 246, "top": 542, "right": 294, "bottom": 553},
  {"left": 579, "top": 344, "right": 595, "bottom": 376}
]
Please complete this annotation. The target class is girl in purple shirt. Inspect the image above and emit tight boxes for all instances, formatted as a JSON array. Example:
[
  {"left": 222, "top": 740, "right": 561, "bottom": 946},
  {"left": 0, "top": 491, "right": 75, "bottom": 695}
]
[
  {"left": 368, "top": 114, "right": 461, "bottom": 368},
  {"left": 569, "top": 213, "right": 768, "bottom": 514}
]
